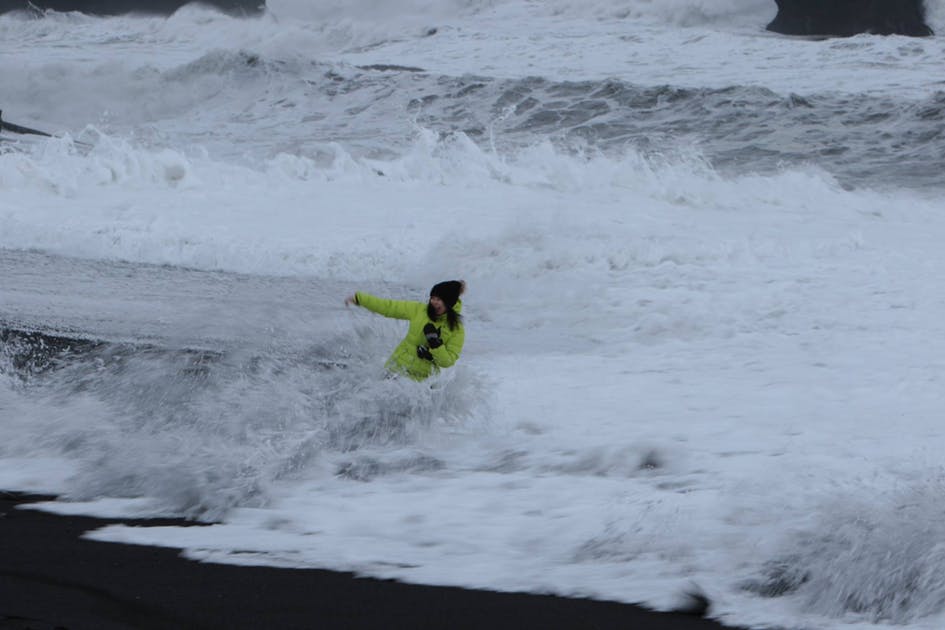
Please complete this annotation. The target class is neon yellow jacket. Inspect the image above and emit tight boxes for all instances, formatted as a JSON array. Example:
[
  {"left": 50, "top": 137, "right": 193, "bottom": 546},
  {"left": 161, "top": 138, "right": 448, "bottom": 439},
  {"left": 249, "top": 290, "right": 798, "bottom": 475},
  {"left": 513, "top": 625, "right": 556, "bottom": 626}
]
[{"left": 354, "top": 291, "right": 465, "bottom": 381}]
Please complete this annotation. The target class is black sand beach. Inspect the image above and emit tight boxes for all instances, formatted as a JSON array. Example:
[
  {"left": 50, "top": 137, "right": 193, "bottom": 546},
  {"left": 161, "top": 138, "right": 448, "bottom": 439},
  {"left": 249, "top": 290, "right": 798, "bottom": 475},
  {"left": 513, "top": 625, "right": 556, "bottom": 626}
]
[{"left": 0, "top": 492, "right": 742, "bottom": 630}]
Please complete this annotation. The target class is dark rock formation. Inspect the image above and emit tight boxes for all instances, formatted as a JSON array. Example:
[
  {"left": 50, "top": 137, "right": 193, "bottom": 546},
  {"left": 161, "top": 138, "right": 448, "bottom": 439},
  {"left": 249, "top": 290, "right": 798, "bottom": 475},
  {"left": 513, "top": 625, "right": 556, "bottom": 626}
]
[
  {"left": 767, "top": 0, "right": 933, "bottom": 37},
  {"left": 0, "top": 110, "right": 52, "bottom": 138},
  {"left": 0, "top": 0, "right": 263, "bottom": 16}
]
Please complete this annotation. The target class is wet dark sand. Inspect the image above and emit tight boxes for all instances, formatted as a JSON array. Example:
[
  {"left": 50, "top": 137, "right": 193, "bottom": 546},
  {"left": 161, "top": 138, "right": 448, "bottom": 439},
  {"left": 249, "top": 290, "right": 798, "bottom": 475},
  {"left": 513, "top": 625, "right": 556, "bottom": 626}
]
[{"left": 0, "top": 492, "right": 743, "bottom": 629}]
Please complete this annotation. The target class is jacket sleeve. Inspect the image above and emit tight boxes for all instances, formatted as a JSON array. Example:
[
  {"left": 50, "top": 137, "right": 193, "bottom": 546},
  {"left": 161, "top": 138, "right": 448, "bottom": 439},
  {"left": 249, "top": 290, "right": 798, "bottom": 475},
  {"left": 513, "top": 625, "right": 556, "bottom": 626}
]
[
  {"left": 430, "top": 325, "right": 464, "bottom": 368},
  {"left": 355, "top": 292, "right": 423, "bottom": 321}
]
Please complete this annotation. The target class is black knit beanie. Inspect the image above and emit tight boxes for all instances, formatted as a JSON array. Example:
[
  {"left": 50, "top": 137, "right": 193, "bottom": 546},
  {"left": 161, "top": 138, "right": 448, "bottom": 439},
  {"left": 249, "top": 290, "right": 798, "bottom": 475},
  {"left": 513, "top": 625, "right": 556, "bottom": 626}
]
[{"left": 430, "top": 280, "right": 463, "bottom": 310}]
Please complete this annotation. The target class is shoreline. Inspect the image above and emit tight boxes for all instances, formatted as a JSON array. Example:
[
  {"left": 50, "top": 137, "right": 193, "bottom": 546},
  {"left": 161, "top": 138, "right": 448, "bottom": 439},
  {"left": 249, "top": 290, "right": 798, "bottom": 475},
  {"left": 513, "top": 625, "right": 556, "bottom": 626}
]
[{"left": 0, "top": 491, "right": 743, "bottom": 630}]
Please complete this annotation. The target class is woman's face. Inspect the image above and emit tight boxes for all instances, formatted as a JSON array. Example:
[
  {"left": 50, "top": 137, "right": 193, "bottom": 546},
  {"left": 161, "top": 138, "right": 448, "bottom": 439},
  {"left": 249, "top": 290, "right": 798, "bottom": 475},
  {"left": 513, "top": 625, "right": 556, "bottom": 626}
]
[{"left": 429, "top": 295, "right": 446, "bottom": 316}]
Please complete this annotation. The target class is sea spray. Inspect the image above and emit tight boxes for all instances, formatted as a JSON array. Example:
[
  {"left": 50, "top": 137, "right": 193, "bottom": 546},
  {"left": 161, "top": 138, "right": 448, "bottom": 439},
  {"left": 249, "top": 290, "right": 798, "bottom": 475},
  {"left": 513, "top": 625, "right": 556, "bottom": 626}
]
[
  {"left": 0, "top": 327, "right": 489, "bottom": 519},
  {"left": 745, "top": 479, "right": 945, "bottom": 623}
]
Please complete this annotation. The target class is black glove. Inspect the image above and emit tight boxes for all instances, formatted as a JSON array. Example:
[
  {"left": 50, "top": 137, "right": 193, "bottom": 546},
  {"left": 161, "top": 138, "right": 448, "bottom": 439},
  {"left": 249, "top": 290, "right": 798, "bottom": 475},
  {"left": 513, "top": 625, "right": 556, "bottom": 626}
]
[
  {"left": 417, "top": 345, "right": 434, "bottom": 361},
  {"left": 423, "top": 323, "right": 443, "bottom": 349}
]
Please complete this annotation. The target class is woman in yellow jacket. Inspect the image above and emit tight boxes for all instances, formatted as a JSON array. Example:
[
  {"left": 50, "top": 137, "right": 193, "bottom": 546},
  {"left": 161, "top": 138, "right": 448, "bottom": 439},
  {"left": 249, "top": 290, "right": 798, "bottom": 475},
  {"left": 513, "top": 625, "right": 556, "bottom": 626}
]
[{"left": 344, "top": 280, "right": 466, "bottom": 381}]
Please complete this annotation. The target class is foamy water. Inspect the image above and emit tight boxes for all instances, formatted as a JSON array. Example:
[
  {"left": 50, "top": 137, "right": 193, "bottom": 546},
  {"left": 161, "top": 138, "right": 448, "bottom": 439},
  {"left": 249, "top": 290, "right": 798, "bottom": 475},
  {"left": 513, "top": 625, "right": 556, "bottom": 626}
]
[{"left": 3, "top": 1, "right": 945, "bottom": 628}]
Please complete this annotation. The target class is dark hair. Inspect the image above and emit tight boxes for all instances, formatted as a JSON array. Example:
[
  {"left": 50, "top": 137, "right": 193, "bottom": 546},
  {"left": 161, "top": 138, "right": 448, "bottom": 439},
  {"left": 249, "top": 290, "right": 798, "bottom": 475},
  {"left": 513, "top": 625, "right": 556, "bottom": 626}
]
[
  {"left": 429, "top": 280, "right": 463, "bottom": 309},
  {"left": 428, "top": 302, "right": 462, "bottom": 330}
]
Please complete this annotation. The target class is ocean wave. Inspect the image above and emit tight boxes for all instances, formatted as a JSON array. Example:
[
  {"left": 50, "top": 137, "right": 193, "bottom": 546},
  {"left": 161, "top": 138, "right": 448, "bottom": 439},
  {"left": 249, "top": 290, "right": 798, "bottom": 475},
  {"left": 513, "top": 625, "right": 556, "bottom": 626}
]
[
  {"left": 929, "top": 0, "right": 945, "bottom": 31},
  {"left": 745, "top": 479, "right": 945, "bottom": 623},
  {"left": 265, "top": 0, "right": 775, "bottom": 28},
  {"left": 0, "top": 122, "right": 912, "bottom": 284},
  {"left": 537, "top": 0, "right": 774, "bottom": 27},
  {"left": 265, "top": 0, "right": 493, "bottom": 22},
  {"left": 0, "top": 326, "right": 488, "bottom": 519},
  {"left": 7, "top": 46, "right": 944, "bottom": 190}
]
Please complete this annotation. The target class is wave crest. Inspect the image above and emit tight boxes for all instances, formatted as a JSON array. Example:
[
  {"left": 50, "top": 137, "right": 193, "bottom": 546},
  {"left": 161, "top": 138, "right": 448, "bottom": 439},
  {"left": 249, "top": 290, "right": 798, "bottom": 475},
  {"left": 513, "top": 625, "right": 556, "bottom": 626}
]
[
  {"left": 0, "top": 328, "right": 490, "bottom": 519},
  {"left": 745, "top": 480, "right": 945, "bottom": 623}
]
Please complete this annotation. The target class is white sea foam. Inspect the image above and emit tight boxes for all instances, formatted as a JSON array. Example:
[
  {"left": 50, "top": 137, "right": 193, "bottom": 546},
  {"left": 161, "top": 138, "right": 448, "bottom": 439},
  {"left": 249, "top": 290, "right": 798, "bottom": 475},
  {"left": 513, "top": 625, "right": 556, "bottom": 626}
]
[{"left": 0, "top": 126, "right": 893, "bottom": 281}]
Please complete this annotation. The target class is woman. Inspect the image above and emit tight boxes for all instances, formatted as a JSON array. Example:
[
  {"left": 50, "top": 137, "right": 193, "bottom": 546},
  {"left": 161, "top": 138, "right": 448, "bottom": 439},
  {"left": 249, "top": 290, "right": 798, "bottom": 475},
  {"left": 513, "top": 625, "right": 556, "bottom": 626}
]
[{"left": 345, "top": 280, "right": 466, "bottom": 381}]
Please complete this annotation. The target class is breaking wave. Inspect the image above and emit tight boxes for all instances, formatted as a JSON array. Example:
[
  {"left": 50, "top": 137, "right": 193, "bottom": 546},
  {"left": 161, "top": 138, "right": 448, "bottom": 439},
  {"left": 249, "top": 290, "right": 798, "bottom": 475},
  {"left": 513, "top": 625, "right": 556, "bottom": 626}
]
[
  {"left": 745, "top": 479, "right": 945, "bottom": 623},
  {"left": 0, "top": 328, "right": 490, "bottom": 519}
]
